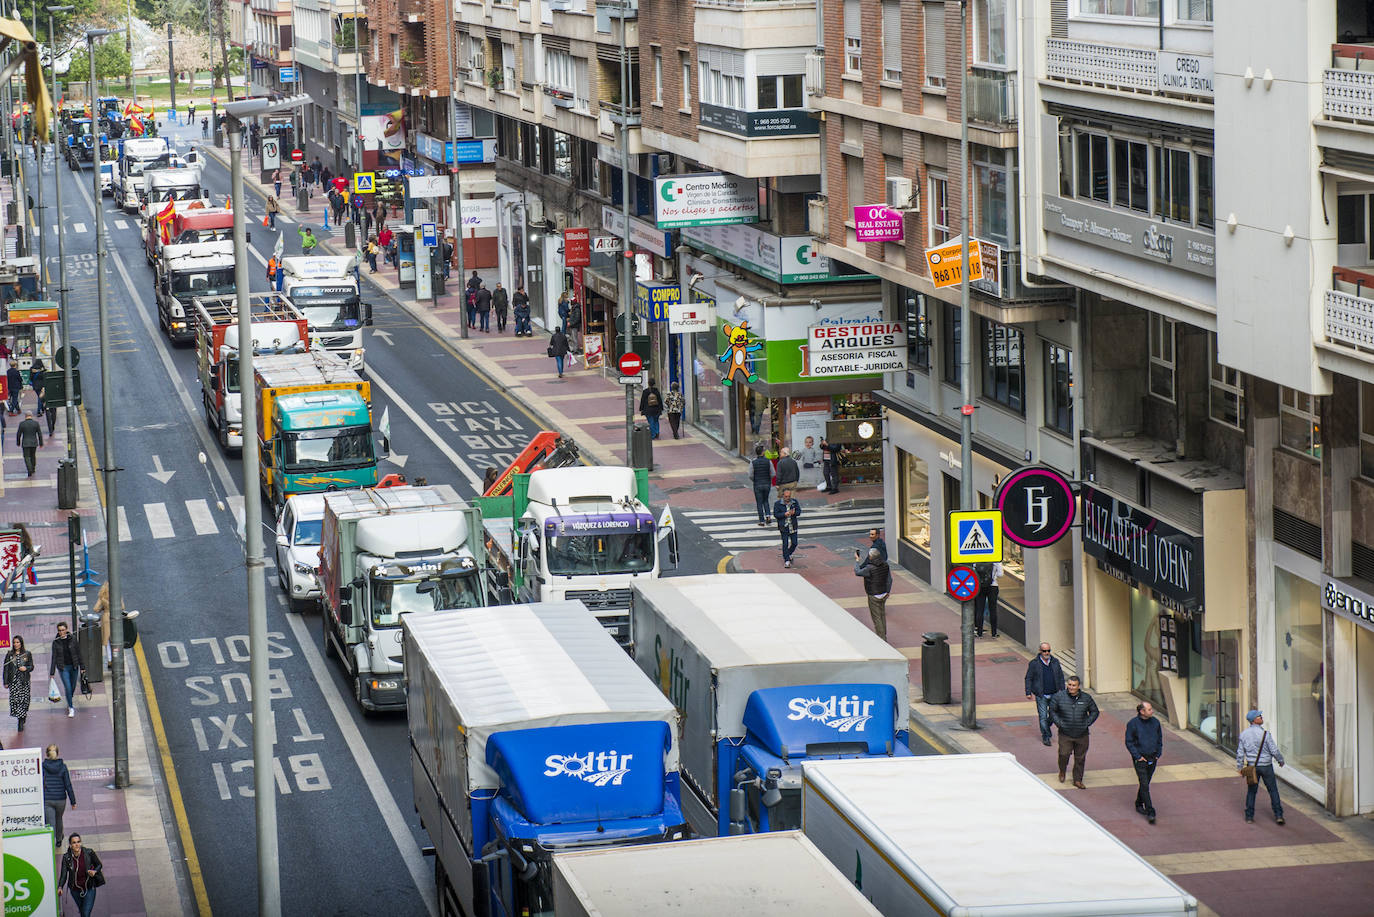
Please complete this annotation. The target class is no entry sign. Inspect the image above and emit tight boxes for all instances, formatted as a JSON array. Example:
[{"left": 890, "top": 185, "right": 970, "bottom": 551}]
[{"left": 617, "top": 353, "right": 643, "bottom": 376}]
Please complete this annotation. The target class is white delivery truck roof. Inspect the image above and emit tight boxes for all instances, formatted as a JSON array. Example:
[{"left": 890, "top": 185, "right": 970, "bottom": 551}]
[
  {"left": 526, "top": 465, "right": 639, "bottom": 505},
  {"left": 404, "top": 602, "right": 680, "bottom": 789},
  {"left": 281, "top": 255, "right": 354, "bottom": 279},
  {"left": 323, "top": 484, "right": 470, "bottom": 556},
  {"left": 804, "top": 755, "right": 1199, "bottom": 917},
  {"left": 552, "top": 833, "right": 882, "bottom": 916}
]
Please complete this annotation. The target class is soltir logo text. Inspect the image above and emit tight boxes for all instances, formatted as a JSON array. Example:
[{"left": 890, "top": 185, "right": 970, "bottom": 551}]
[
  {"left": 787, "top": 695, "right": 875, "bottom": 732},
  {"left": 544, "top": 751, "right": 634, "bottom": 786}
]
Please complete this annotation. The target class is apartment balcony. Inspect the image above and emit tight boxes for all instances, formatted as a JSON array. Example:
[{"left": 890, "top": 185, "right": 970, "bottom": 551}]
[
  {"left": 693, "top": 0, "right": 814, "bottom": 50},
  {"left": 1324, "top": 44, "right": 1374, "bottom": 125},
  {"left": 332, "top": 45, "right": 364, "bottom": 73},
  {"left": 599, "top": 0, "right": 636, "bottom": 18},
  {"left": 1326, "top": 266, "right": 1374, "bottom": 352},
  {"left": 967, "top": 68, "right": 1016, "bottom": 126},
  {"left": 971, "top": 245, "right": 1071, "bottom": 306},
  {"left": 600, "top": 100, "right": 641, "bottom": 127},
  {"left": 1045, "top": 38, "right": 1213, "bottom": 102},
  {"left": 402, "top": 61, "right": 425, "bottom": 86},
  {"left": 699, "top": 104, "right": 817, "bottom": 139},
  {"left": 399, "top": 0, "right": 426, "bottom": 19}
]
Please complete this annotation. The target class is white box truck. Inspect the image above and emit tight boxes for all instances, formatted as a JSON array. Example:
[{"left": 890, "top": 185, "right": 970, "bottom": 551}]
[
  {"left": 405, "top": 603, "right": 690, "bottom": 917},
  {"left": 631, "top": 573, "right": 911, "bottom": 838},
  {"left": 552, "top": 832, "right": 883, "bottom": 917},
  {"left": 803, "top": 755, "right": 1200, "bottom": 917}
]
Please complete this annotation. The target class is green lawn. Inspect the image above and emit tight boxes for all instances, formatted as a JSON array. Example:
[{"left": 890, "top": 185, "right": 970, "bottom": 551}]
[{"left": 59, "top": 75, "right": 247, "bottom": 109}]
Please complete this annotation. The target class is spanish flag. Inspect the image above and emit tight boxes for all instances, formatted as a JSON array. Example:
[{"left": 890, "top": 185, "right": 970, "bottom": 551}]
[
  {"left": 127, "top": 116, "right": 144, "bottom": 137},
  {"left": 122, "top": 101, "right": 145, "bottom": 117},
  {"left": 156, "top": 199, "right": 176, "bottom": 245}
]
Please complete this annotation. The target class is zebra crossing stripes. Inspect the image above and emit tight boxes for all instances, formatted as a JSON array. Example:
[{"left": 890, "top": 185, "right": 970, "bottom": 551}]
[
  {"left": 115, "top": 499, "right": 239, "bottom": 543},
  {"left": 4, "top": 554, "right": 91, "bottom": 618},
  {"left": 683, "top": 504, "right": 886, "bottom": 550}
]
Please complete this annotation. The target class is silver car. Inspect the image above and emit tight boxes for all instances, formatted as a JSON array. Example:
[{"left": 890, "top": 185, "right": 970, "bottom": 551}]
[{"left": 275, "top": 493, "right": 326, "bottom": 612}]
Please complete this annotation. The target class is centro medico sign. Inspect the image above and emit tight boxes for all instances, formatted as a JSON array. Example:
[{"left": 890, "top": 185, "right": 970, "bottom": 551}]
[{"left": 654, "top": 174, "right": 759, "bottom": 228}]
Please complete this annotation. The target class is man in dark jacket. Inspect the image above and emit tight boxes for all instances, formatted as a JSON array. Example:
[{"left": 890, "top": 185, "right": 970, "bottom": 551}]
[
  {"left": 512, "top": 285, "right": 532, "bottom": 337},
  {"left": 775, "top": 447, "right": 800, "bottom": 491},
  {"left": 855, "top": 547, "right": 893, "bottom": 640},
  {"left": 774, "top": 487, "right": 801, "bottom": 568},
  {"left": 639, "top": 379, "right": 664, "bottom": 439},
  {"left": 1125, "top": 701, "right": 1163, "bottom": 823},
  {"left": 6, "top": 364, "right": 22, "bottom": 413},
  {"left": 16, "top": 409, "right": 42, "bottom": 477},
  {"left": 1048, "top": 676, "right": 1099, "bottom": 788},
  {"left": 1025, "top": 643, "right": 1067, "bottom": 746},
  {"left": 750, "top": 444, "right": 773, "bottom": 526},
  {"left": 475, "top": 283, "right": 493, "bottom": 332},
  {"left": 492, "top": 283, "right": 509, "bottom": 332}
]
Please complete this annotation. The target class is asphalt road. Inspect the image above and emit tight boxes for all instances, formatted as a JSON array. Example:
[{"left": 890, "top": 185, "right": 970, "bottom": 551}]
[{"left": 39, "top": 128, "right": 932, "bottom": 914}]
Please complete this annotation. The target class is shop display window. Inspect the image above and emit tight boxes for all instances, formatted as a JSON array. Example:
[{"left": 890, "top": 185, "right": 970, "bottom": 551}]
[
  {"left": 830, "top": 395, "right": 882, "bottom": 484},
  {"left": 900, "top": 453, "right": 931, "bottom": 554},
  {"left": 979, "top": 491, "right": 1023, "bottom": 613},
  {"left": 1130, "top": 589, "right": 1171, "bottom": 717},
  {"left": 1273, "top": 569, "right": 1325, "bottom": 782}
]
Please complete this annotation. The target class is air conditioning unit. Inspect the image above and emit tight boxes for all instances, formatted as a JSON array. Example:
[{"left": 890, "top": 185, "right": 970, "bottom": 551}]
[
  {"left": 553, "top": 211, "right": 568, "bottom": 232},
  {"left": 807, "top": 196, "right": 828, "bottom": 238},
  {"left": 527, "top": 196, "right": 545, "bottom": 226},
  {"left": 805, "top": 51, "right": 825, "bottom": 97},
  {"left": 657, "top": 257, "right": 676, "bottom": 282},
  {"left": 886, "top": 176, "right": 917, "bottom": 212},
  {"left": 654, "top": 153, "right": 674, "bottom": 175}
]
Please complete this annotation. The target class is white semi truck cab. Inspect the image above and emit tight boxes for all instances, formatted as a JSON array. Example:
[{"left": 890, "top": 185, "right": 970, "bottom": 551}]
[
  {"left": 116, "top": 137, "right": 171, "bottom": 211},
  {"left": 280, "top": 256, "right": 371, "bottom": 372},
  {"left": 477, "top": 465, "right": 676, "bottom": 649}
]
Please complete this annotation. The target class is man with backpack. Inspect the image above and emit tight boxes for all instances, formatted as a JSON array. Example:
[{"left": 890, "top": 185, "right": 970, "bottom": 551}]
[{"left": 639, "top": 378, "right": 664, "bottom": 439}]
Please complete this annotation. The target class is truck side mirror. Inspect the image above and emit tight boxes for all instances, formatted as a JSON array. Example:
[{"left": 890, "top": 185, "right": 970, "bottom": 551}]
[
  {"left": 246, "top": 231, "right": 252, "bottom": 244},
  {"left": 375, "top": 433, "right": 390, "bottom": 461},
  {"left": 668, "top": 530, "right": 680, "bottom": 568}
]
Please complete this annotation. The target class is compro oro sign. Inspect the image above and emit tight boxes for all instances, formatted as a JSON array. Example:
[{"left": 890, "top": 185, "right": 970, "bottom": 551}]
[
  {"left": 654, "top": 174, "right": 759, "bottom": 229},
  {"left": 803, "top": 321, "right": 907, "bottom": 377}
]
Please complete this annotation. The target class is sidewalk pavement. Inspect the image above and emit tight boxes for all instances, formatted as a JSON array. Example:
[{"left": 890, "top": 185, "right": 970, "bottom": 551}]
[
  {"left": 204, "top": 140, "right": 1374, "bottom": 917},
  {"left": 1, "top": 395, "right": 192, "bottom": 911}
]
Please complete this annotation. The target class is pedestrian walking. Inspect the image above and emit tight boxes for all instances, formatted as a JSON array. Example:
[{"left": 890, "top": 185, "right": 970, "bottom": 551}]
[
  {"left": 774, "top": 487, "right": 801, "bottom": 568},
  {"left": 4, "top": 635, "right": 33, "bottom": 731},
  {"left": 273, "top": 168, "right": 282, "bottom": 199},
  {"left": 364, "top": 237, "right": 379, "bottom": 273},
  {"left": 567, "top": 299, "right": 583, "bottom": 352},
  {"left": 973, "top": 561, "right": 1002, "bottom": 637},
  {"left": 854, "top": 547, "right": 893, "bottom": 639},
  {"left": 48, "top": 622, "right": 82, "bottom": 718},
  {"left": 16, "top": 409, "right": 42, "bottom": 477},
  {"left": 557, "top": 292, "right": 571, "bottom": 332},
  {"left": 363, "top": 204, "right": 374, "bottom": 239},
  {"left": 44, "top": 400, "right": 55, "bottom": 436},
  {"left": 492, "top": 283, "right": 509, "bottom": 332},
  {"left": 265, "top": 194, "right": 280, "bottom": 229},
  {"left": 441, "top": 236, "right": 454, "bottom": 280},
  {"left": 42, "top": 745, "right": 76, "bottom": 847},
  {"left": 1237, "top": 709, "right": 1286, "bottom": 824},
  {"left": 200, "top": 116, "right": 208, "bottom": 138},
  {"left": 93, "top": 582, "right": 116, "bottom": 669},
  {"left": 867, "top": 528, "right": 888, "bottom": 562},
  {"left": 820, "top": 437, "right": 845, "bottom": 494},
  {"left": 0, "top": 335, "right": 10, "bottom": 374},
  {"left": 311, "top": 157, "right": 322, "bottom": 183},
  {"left": 57, "top": 834, "right": 104, "bottom": 916},
  {"left": 298, "top": 227, "right": 318, "bottom": 254},
  {"left": 1025, "top": 643, "right": 1067, "bottom": 746},
  {"left": 513, "top": 285, "right": 532, "bottom": 336},
  {"left": 29, "top": 360, "right": 44, "bottom": 414},
  {"left": 187, "top": 102, "right": 196, "bottom": 124},
  {"left": 548, "top": 327, "right": 571, "bottom": 378},
  {"left": 639, "top": 379, "right": 664, "bottom": 438},
  {"left": 378, "top": 226, "right": 394, "bottom": 265},
  {"left": 5, "top": 363, "right": 20, "bottom": 414},
  {"left": 475, "top": 283, "right": 493, "bottom": 332},
  {"left": 289, "top": 168, "right": 300, "bottom": 197},
  {"left": 774, "top": 446, "right": 800, "bottom": 490},
  {"left": 266, "top": 256, "right": 278, "bottom": 285},
  {"left": 751, "top": 444, "right": 773, "bottom": 526},
  {"left": 1125, "top": 701, "right": 1162, "bottom": 824},
  {"left": 1048, "top": 676, "right": 1098, "bottom": 789},
  {"left": 321, "top": 166, "right": 332, "bottom": 188},
  {"left": 664, "top": 382, "right": 685, "bottom": 438},
  {"left": 8, "top": 527, "right": 33, "bottom": 602}
]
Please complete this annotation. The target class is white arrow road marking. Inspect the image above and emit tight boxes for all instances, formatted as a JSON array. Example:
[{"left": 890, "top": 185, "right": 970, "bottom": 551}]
[
  {"left": 147, "top": 454, "right": 175, "bottom": 484},
  {"left": 372, "top": 328, "right": 394, "bottom": 345},
  {"left": 385, "top": 453, "right": 408, "bottom": 468}
]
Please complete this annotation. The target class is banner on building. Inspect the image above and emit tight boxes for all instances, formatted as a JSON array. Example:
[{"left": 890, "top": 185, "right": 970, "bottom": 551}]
[
  {"left": 801, "top": 321, "right": 907, "bottom": 377},
  {"left": 653, "top": 174, "right": 758, "bottom": 228}
]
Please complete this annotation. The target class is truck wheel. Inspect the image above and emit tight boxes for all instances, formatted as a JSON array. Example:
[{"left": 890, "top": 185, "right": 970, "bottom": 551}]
[
  {"left": 321, "top": 613, "right": 335, "bottom": 661},
  {"left": 218, "top": 418, "right": 230, "bottom": 452},
  {"left": 353, "top": 673, "right": 372, "bottom": 716}
]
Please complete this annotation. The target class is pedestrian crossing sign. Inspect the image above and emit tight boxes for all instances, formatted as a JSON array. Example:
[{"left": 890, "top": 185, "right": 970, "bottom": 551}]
[
  {"left": 948, "top": 510, "right": 1003, "bottom": 563},
  {"left": 353, "top": 172, "right": 376, "bottom": 193}
]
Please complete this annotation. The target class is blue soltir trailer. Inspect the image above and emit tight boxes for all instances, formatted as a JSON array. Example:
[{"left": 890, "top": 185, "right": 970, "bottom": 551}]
[
  {"left": 630, "top": 574, "right": 913, "bottom": 838},
  {"left": 404, "top": 603, "right": 690, "bottom": 917}
]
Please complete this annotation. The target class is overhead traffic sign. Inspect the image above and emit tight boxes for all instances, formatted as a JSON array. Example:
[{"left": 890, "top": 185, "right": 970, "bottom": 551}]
[
  {"left": 996, "top": 465, "right": 1076, "bottom": 549},
  {"left": 353, "top": 172, "right": 375, "bottom": 193},
  {"left": 948, "top": 510, "right": 1003, "bottom": 563},
  {"left": 947, "top": 565, "right": 980, "bottom": 601}
]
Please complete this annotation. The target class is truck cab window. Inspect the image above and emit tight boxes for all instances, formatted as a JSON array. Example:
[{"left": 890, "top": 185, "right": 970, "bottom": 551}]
[
  {"left": 546, "top": 532, "right": 654, "bottom": 576},
  {"left": 369, "top": 572, "right": 483, "bottom": 628}
]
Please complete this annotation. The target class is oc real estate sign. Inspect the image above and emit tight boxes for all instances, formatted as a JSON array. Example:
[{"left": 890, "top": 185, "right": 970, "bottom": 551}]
[
  {"left": 654, "top": 174, "right": 759, "bottom": 228},
  {"left": 804, "top": 321, "right": 908, "bottom": 377}
]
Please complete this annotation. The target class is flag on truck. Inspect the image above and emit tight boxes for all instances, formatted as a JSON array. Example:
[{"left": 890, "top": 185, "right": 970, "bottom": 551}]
[
  {"left": 127, "top": 116, "right": 144, "bottom": 137},
  {"left": 155, "top": 199, "right": 176, "bottom": 245},
  {"left": 379, "top": 407, "right": 392, "bottom": 451}
]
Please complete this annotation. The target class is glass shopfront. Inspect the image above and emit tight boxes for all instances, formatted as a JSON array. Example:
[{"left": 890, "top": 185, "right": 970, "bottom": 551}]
[
  {"left": 980, "top": 491, "right": 1024, "bottom": 615},
  {"left": 1130, "top": 588, "right": 1171, "bottom": 717},
  {"left": 693, "top": 330, "right": 730, "bottom": 446},
  {"left": 1274, "top": 568, "right": 1325, "bottom": 782},
  {"left": 900, "top": 452, "right": 931, "bottom": 556}
]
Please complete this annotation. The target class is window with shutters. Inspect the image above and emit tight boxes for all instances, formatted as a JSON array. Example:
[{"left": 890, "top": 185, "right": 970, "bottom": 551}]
[
  {"left": 699, "top": 47, "right": 746, "bottom": 108},
  {"left": 882, "top": 0, "right": 901, "bottom": 83},
  {"left": 1078, "top": 0, "right": 1159, "bottom": 15},
  {"left": 924, "top": 2, "right": 946, "bottom": 88},
  {"left": 844, "top": 0, "right": 862, "bottom": 75}
]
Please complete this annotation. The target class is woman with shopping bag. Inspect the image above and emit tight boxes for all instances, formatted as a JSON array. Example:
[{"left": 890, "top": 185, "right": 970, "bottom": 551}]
[
  {"left": 48, "top": 622, "right": 82, "bottom": 718},
  {"left": 3, "top": 634, "right": 33, "bottom": 732},
  {"left": 265, "top": 195, "right": 281, "bottom": 229}
]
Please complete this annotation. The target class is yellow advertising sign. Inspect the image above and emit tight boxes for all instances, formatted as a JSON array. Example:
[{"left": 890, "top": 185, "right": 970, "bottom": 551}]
[{"left": 925, "top": 239, "right": 984, "bottom": 288}]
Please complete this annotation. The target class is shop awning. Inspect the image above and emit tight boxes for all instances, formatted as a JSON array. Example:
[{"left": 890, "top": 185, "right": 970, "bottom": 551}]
[{"left": 5, "top": 301, "right": 59, "bottom": 324}]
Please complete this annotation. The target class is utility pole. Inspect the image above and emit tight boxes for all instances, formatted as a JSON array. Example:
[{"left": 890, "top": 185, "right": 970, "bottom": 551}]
[
  {"left": 957, "top": 0, "right": 976, "bottom": 730},
  {"left": 50, "top": 5, "right": 75, "bottom": 475},
  {"left": 88, "top": 26, "right": 129, "bottom": 787},
  {"left": 34, "top": 9, "right": 46, "bottom": 298},
  {"left": 124, "top": 0, "right": 133, "bottom": 92},
  {"left": 445, "top": 0, "right": 466, "bottom": 336},
  {"left": 618, "top": 0, "right": 633, "bottom": 460},
  {"left": 167, "top": 22, "right": 175, "bottom": 112}
]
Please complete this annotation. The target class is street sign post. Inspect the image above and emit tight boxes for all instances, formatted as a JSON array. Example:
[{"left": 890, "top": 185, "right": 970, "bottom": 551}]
[
  {"left": 353, "top": 172, "right": 376, "bottom": 193},
  {"left": 995, "top": 465, "right": 1076, "bottom": 548},
  {"left": 421, "top": 222, "right": 438, "bottom": 247}
]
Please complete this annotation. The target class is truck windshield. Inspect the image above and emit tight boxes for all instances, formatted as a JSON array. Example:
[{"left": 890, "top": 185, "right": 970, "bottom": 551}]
[
  {"left": 176, "top": 229, "right": 232, "bottom": 244},
  {"left": 282, "top": 426, "right": 375, "bottom": 471},
  {"left": 296, "top": 300, "right": 362, "bottom": 331},
  {"left": 171, "top": 268, "right": 236, "bottom": 296},
  {"left": 369, "top": 571, "right": 483, "bottom": 628},
  {"left": 126, "top": 156, "right": 168, "bottom": 176},
  {"left": 153, "top": 187, "right": 200, "bottom": 202},
  {"left": 545, "top": 532, "right": 654, "bottom": 576}
]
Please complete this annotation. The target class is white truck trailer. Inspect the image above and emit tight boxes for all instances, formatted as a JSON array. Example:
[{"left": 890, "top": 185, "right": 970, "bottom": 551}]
[
  {"left": 630, "top": 573, "right": 911, "bottom": 838},
  {"left": 803, "top": 755, "right": 1200, "bottom": 917},
  {"left": 552, "top": 832, "right": 883, "bottom": 917},
  {"left": 405, "top": 603, "right": 689, "bottom": 917}
]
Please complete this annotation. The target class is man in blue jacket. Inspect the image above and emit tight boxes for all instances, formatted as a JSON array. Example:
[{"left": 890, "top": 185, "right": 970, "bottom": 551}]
[
  {"left": 1024, "top": 643, "right": 1066, "bottom": 746},
  {"left": 1125, "top": 701, "right": 1163, "bottom": 824},
  {"left": 750, "top": 444, "right": 773, "bottom": 526}
]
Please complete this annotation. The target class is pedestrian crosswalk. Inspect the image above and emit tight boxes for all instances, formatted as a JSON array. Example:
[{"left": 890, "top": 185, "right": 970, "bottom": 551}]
[
  {"left": 4, "top": 554, "right": 91, "bottom": 618},
  {"left": 116, "top": 498, "right": 243, "bottom": 543},
  {"left": 682, "top": 503, "right": 886, "bottom": 550}
]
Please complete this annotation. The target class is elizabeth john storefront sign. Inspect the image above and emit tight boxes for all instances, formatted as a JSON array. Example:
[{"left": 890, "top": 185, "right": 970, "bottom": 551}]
[
  {"left": 800, "top": 321, "right": 908, "bottom": 377},
  {"left": 1043, "top": 196, "right": 1216, "bottom": 278},
  {"left": 1081, "top": 486, "right": 1204, "bottom": 612},
  {"left": 654, "top": 174, "right": 759, "bottom": 228}
]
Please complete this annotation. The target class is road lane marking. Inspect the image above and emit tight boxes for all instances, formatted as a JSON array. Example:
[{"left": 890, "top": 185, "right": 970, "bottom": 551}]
[
  {"left": 72, "top": 221, "right": 87, "bottom": 233},
  {"left": 117, "top": 505, "right": 132, "bottom": 542},
  {"left": 363, "top": 370, "right": 484, "bottom": 492},
  {"left": 186, "top": 499, "right": 218, "bottom": 535},
  {"left": 114, "top": 219, "right": 129, "bottom": 230}
]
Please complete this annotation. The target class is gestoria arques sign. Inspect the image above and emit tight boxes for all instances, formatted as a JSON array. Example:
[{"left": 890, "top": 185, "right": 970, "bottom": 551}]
[
  {"left": 654, "top": 174, "right": 759, "bottom": 228},
  {"left": 803, "top": 321, "right": 908, "bottom": 377}
]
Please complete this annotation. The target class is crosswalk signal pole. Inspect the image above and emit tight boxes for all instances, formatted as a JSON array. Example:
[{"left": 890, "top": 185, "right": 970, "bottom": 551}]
[{"left": 957, "top": 0, "right": 977, "bottom": 731}]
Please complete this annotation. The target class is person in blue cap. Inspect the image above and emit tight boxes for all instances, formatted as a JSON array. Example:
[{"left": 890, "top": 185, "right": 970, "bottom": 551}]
[{"left": 1236, "top": 709, "right": 1285, "bottom": 824}]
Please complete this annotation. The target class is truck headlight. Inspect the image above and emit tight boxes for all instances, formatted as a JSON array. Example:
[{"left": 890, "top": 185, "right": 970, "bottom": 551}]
[
  {"left": 370, "top": 678, "right": 400, "bottom": 691},
  {"left": 353, "top": 348, "right": 364, "bottom": 356}
]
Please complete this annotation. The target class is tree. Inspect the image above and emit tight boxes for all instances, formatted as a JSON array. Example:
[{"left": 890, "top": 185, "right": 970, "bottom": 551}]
[
  {"left": 169, "top": 28, "right": 213, "bottom": 90},
  {"left": 67, "top": 39, "right": 130, "bottom": 92}
]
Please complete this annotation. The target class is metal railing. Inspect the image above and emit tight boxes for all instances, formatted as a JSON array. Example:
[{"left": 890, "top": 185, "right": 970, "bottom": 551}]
[
  {"left": 1325, "top": 68, "right": 1374, "bottom": 123},
  {"left": 1047, "top": 38, "right": 1157, "bottom": 92},
  {"left": 967, "top": 68, "right": 1016, "bottom": 125},
  {"left": 1327, "top": 266, "right": 1374, "bottom": 351}
]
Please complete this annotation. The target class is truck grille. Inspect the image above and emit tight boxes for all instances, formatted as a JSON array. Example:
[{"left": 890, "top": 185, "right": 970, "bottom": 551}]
[
  {"left": 565, "top": 588, "right": 631, "bottom": 611},
  {"left": 321, "top": 335, "right": 355, "bottom": 349}
]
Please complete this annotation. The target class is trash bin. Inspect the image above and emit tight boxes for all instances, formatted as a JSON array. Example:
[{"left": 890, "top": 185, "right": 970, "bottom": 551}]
[
  {"left": 344, "top": 221, "right": 357, "bottom": 250},
  {"left": 921, "top": 631, "right": 951, "bottom": 705},
  {"left": 57, "top": 459, "right": 78, "bottom": 510},
  {"left": 78, "top": 623, "right": 103, "bottom": 684},
  {"left": 631, "top": 422, "right": 654, "bottom": 472}
]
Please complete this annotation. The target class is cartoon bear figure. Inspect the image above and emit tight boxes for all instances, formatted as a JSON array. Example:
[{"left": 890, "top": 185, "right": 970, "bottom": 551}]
[{"left": 719, "top": 321, "right": 762, "bottom": 386}]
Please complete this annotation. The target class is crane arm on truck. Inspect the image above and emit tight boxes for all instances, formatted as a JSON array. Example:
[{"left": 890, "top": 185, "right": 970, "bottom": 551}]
[{"left": 483, "top": 432, "right": 581, "bottom": 496}]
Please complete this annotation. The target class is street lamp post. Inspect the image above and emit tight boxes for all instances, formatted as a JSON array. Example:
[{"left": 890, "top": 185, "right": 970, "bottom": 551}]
[
  {"left": 49, "top": 5, "right": 75, "bottom": 482},
  {"left": 224, "top": 93, "right": 309, "bottom": 917},
  {"left": 444, "top": 0, "right": 466, "bottom": 337},
  {"left": 167, "top": 23, "right": 175, "bottom": 113},
  {"left": 87, "top": 25, "right": 129, "bottom": 787},
  {"left": 957, "top": 0, "right": 977, "bottom": 730}
]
